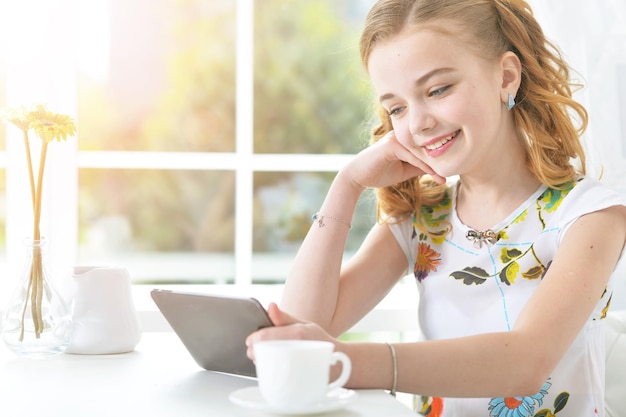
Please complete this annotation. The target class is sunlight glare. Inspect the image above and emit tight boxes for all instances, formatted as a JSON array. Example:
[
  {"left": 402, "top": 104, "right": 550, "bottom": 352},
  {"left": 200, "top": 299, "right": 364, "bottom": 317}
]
[
  {"left": 1, "top": 0, "right": 110, "bottom": 104},
  {"left": 2, "top": 0, "right": 80, "bottom": 105},
  {"left": 76, "top": 0, "right": 110, "bottom": 82}
]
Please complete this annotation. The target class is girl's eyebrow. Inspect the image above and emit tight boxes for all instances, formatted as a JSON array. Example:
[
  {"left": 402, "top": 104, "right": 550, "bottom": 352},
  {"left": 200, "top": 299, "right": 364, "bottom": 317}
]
[
  {"left": 415, "top": 67, "right": 456, "bottom": 87},
  {"left": 378, "top": 67, "right": 456, "bottom": 103}
]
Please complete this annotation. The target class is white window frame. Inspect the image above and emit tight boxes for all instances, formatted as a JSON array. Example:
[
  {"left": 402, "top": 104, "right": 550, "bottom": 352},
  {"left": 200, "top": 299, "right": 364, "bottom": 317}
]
[
  {"left": 2, "top": 0, "right": 626, "bottom": 318},
  {"left": 0, "top": 0, "right": 360, "bottom": 313}
]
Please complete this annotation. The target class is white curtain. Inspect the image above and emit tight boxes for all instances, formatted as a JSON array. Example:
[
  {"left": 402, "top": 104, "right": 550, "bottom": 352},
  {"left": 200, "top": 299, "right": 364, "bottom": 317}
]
[
  {"left": 529, "top": 0, "right": 626, "bottom": 193},
  {"left": 529, "top": 0, "right": 626, "bottom": 309}
]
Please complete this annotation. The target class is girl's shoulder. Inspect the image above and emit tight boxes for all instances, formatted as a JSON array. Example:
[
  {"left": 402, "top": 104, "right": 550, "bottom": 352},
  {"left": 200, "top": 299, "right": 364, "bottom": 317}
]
[{"left": 545, "top": 177, "right": 626, "bottom": 223}]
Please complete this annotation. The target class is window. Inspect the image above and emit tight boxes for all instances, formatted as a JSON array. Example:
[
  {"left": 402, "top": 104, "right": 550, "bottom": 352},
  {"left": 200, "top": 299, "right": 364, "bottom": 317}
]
[
  {"left": 1, "top": 0, "right": 625, "bottom": 313},
  {"left": 0, "top": 0, "right": 378, "bottom": 303}
]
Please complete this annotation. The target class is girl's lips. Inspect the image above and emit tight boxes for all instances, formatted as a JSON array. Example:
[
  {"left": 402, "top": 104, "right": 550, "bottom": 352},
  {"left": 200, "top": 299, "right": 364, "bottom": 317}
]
[
  {"left": 422, "top": 130, "right": 460, "bottom": 156},
  {"left": 423, "top": 130, "right": 459, "bottom": 150}
]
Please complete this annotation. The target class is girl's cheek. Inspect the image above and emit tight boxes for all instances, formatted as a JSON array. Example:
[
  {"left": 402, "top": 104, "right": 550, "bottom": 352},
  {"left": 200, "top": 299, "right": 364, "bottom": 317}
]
[{"left": 393, "top": 124, "right": 415, "bottom": 148}]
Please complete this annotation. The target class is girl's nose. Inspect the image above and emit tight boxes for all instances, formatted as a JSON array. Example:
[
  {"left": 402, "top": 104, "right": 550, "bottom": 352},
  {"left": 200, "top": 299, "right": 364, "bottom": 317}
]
[{"left": 409, "top": 107, "right": 435, "bottom": 136}]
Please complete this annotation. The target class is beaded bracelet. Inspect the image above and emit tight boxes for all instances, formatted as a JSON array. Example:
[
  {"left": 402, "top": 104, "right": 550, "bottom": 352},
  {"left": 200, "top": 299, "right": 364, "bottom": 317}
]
[{"left": 311, "top": 213, "right": 352, "bottom": 229}]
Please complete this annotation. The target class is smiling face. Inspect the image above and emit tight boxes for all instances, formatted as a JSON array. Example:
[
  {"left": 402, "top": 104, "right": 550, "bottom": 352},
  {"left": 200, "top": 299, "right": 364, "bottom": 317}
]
[{"left": 367, "top": 26, "right": 521, "bottom": 178}]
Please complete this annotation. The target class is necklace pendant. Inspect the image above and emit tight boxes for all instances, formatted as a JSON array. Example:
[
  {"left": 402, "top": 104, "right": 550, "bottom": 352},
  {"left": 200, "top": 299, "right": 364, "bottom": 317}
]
[{"left": 466, "top": 229, "right": 499, "bottom": 248}]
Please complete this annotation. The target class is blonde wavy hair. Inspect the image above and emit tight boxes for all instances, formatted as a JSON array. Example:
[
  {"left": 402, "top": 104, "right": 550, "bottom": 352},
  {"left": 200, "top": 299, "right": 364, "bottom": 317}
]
[{"left": 359, "top": 0, "right": 588, "bottom": 223}]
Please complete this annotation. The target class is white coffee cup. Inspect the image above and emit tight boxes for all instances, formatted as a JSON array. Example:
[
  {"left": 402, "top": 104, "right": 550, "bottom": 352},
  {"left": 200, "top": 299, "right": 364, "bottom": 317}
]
[{"left": 253, "top": 340, "right": 352, "bottom": 409}]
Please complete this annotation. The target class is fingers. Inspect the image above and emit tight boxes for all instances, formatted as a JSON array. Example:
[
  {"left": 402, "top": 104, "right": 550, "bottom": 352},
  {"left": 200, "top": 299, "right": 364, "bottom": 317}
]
[
  {"left": 245, "top": 304, "right": 334, "bottom": 361},
  {"left": 353, "top": 131, "right": 446, "bottom": 188},
  {"left": 246, "top": 322, "right": 311, "bottom": 361},
  {"left": 267, "top": 302, "right": 298, "bottom": 326},
  {"left": 384, "top": 131, "right": 446, "bottom": 184},
  {"left": 246, "top": 304, "right": 304, "bottom": 360}
]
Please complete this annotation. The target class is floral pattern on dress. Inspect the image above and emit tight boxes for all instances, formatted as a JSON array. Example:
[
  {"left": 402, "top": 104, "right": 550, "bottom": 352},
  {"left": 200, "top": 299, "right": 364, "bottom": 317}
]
[
  {"left": 414, "top": 242, "right": 442, "bottom": 282},
  {"left": 535, "top": 180, "right": 579, "bottom": 229},
  {"left": 599, "top": 291, "right": 612, "bottom": 320},
  {"left": 449, "top": 181, "right": 577, "bottom": 287},
  {"left": 416, "top": 396, "right": 444, "bottom": 417},
  {"left": 411, "top": 189, "right": 452, "bottom": 282},
  {"left": 488, "top": 380, "right": 560, "bottom": 417},
  {"left": 409, "top": 181, "right": 595, "bottom": 416},
  {"left": 417, "top": 189, "right": 452, "bottom": 245}
]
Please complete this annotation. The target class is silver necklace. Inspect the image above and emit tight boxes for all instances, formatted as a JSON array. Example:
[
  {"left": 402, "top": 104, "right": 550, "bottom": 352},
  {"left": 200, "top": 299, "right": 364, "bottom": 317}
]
[{"left": 465, "top": 229, "right": 499, "bottom": 249}]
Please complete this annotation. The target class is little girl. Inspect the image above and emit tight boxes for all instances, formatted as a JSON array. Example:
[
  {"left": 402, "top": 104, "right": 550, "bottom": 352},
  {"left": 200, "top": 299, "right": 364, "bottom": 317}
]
[{"left": 247, "top": 1, "right": 626, "bottom": 415}]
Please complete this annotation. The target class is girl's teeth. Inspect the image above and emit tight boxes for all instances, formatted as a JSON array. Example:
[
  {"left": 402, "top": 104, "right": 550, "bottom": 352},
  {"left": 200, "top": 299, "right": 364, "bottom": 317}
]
[{"left": 426, "top": 133, "right": 455, "bottom": 150}]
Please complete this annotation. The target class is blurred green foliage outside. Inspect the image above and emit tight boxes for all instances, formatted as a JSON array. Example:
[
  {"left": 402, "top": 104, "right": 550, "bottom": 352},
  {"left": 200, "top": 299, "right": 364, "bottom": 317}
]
[{"left": 76, "top": 0, "right": 377, "bottom": 263}]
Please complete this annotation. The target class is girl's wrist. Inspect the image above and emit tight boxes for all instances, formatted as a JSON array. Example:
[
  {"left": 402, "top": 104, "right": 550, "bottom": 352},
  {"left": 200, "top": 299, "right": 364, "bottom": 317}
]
[
  {"left": 334, "top": 168, "right": 368, "bottom": 200},
  {"left": 316, "top": 170, "right": 366, "bottom": 223},
  {"left": 332, "top": 340, "right": 354, "bottom": 386}
]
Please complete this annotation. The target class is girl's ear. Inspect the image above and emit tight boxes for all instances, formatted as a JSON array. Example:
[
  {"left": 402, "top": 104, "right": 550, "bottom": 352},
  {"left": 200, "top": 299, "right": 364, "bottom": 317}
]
[{"left": 500, "top": 51, "right": 522, "bottom": 102}]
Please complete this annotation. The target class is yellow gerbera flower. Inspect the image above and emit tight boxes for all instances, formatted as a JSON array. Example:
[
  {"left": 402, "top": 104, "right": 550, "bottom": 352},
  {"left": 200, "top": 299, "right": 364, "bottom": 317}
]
[
  {"left": 0, "top": 105, "right": 36, "bottom": 132},
  {"left": 27, "top": 104, "right": 77, "bottom": 142}
]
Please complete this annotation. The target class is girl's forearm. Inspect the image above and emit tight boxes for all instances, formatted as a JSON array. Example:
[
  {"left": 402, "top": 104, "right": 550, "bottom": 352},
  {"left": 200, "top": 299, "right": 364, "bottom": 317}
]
[
  {"left": 340, "top": 332, "right": 551, "bottom": 399},
  {"left": 280, "top": 169, "right": 365, "bottom": 327}
]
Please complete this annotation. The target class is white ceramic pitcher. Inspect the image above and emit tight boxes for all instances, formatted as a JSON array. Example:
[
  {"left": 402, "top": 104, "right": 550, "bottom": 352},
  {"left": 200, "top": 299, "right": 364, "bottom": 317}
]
[{"left": 66, "top": 266, "right": 142, "bottom": 354}]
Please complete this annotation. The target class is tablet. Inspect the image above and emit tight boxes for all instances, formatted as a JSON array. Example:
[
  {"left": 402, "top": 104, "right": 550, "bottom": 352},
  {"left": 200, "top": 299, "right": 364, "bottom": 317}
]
[{"left": 151, "top": 289, "right": 273, "bottom": 377}]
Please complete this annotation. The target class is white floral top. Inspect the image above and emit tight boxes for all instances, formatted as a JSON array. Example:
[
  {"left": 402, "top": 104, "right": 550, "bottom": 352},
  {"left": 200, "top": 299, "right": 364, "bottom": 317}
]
[{"left": 389, "top": 177, "right": 626, "bottom": 417}]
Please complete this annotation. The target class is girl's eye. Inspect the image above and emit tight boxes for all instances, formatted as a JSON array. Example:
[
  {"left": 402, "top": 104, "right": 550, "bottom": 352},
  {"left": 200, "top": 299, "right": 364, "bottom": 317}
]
[
  {"left": 429, "top": 85, "right": 451, "bottom": 97},
  {"left": 388, "top": 106, "right": 405, "bottom": 118}
]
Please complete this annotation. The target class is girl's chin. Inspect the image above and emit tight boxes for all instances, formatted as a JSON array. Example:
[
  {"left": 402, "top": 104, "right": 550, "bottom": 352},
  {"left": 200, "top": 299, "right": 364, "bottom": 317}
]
[{"left": 425, "top": 167, "right": 455, "bottom": 180}]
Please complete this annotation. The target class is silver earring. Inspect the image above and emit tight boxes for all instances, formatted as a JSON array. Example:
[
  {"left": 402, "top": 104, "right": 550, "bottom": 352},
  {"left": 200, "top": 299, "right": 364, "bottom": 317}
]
[{"left": 507, "top": 93, "right": 516, "bottom": 110}]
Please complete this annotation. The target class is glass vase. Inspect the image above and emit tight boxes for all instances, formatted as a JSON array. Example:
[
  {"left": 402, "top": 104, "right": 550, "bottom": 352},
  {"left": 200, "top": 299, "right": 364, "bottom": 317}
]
[{"left": 2, "top": 238, "right": 73, "bottom": 356}]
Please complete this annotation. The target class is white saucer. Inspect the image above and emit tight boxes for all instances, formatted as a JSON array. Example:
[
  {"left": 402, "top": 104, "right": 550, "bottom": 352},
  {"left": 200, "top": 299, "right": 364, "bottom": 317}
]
[{"left": 229, "top": 386, "right": 358, "bottom": 415}]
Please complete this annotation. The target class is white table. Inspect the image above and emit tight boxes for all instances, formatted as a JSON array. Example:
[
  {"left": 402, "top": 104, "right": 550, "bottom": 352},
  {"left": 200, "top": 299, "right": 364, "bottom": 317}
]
[{"left": 0, "top": 333, "right": 416, "bottom": 417}]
